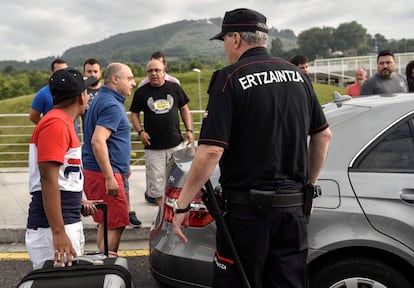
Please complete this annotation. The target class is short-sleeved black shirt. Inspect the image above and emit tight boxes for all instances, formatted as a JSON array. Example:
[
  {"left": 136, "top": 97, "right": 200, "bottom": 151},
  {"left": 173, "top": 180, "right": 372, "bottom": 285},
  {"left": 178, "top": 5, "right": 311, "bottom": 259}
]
[
  {"left": 199, "top": 47, "right": 328, "bottom": 190},
  {"left": 130, "top": 81, "right": 189, "bottom": 150}
]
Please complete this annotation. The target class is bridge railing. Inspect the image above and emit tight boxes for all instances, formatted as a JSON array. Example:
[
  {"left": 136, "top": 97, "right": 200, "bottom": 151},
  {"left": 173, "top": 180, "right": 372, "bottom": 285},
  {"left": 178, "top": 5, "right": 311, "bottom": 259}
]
[
  {"left": 312, "top": 52, "right": 414, "bottom": 85},
  {"left": 0, "top": 111, "right": 204, "bottom": 168}
]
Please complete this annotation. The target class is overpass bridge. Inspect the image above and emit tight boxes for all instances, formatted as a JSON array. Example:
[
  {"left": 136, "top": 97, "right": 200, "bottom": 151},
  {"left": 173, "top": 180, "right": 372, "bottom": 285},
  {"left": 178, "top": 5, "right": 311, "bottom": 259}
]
[{"left": 310, "top": 52, "right": 414, "bottom": 86}]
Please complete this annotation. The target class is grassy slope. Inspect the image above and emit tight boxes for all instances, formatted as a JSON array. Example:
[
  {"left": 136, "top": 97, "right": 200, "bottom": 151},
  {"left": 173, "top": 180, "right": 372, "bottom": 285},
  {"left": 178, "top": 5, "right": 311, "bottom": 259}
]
[{"left": 0, "top": 69, "right": 344, "bottom": 114}]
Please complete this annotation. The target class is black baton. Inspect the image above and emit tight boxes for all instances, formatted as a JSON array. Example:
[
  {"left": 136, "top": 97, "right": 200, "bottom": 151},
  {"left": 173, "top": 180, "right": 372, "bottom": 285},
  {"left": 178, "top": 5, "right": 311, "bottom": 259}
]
[{"left": 202, "top": 180, "right": 251, "bottom": 288}]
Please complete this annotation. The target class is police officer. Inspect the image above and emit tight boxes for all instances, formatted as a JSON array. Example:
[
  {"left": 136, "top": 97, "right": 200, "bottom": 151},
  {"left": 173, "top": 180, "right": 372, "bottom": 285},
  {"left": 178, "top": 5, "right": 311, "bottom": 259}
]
[{"left": 173, "top": 8, "right": 331, "bottom": 288}]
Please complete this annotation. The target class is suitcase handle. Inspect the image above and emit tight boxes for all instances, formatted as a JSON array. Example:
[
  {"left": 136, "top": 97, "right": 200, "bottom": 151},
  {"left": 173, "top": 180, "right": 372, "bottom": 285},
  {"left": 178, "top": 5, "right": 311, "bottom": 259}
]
[
  {"left": 94, "top": 202, "right": 109, "bottom": 256},
  {"left": 73, "top": 255, "right": 106, "bottom": 265}
]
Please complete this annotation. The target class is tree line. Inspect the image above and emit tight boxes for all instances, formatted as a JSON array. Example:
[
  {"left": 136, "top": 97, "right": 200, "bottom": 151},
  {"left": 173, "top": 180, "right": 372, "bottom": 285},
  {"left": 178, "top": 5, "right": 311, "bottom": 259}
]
[
  {"left": 0, "top": 69, "right": 46, "bottom": 101},
  {"left": 271, "top": 20, "right": 414, "bottom": 61},
  {"left": 0, "top": 60, "right": 221, "bottom": 101}
]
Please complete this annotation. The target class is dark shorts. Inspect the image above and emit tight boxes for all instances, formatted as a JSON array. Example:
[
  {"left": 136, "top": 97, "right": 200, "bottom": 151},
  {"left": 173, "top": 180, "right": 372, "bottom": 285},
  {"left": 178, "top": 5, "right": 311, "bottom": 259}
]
[
  {"left": 83, "top": 169, "right": 129, "bottom": 229},
  {"left": 213, "top": 203, "right": 308, "bottom": 288}
]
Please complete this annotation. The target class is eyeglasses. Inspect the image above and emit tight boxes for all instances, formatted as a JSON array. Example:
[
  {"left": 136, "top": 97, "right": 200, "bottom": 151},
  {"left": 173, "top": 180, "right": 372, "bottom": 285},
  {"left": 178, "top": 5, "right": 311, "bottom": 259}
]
[{"left": 146, "top": 68, "right": 163, "bottom": 74}]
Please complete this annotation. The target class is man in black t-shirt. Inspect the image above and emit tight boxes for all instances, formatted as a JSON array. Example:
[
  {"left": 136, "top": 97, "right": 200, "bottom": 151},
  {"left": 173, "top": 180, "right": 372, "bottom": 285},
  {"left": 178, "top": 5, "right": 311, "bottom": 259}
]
[
  {"left": 173, "top": 8, "right": 331, "bottom": 288},
  {"left": 130, "top": 59, "right": 193, "bottom": 207}
]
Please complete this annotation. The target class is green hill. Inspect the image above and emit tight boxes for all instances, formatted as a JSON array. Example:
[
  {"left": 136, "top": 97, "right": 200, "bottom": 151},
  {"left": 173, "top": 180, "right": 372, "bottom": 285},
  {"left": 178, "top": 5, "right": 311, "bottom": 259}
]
[{"left": 0, "top": 18, "right": 297, "bottom": 71}]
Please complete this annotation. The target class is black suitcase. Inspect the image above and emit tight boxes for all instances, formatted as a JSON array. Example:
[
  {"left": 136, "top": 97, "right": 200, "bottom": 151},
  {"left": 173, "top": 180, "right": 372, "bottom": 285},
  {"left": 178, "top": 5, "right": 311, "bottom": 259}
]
[{"left": 17, "top": 203, "right": 132, "bottom": 288}]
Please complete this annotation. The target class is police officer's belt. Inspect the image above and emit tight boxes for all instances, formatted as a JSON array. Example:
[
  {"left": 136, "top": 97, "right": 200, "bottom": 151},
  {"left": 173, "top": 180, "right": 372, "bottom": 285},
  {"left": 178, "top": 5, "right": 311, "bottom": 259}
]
[{"left": 228, "top": 189, "right": 304, "bottom": 208}]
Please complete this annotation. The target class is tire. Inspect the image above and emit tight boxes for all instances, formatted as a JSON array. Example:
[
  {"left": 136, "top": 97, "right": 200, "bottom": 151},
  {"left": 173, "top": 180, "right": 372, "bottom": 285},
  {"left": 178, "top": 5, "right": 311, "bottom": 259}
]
[{"left": 310, "top": 256, "right": 413, "bottom": 288}]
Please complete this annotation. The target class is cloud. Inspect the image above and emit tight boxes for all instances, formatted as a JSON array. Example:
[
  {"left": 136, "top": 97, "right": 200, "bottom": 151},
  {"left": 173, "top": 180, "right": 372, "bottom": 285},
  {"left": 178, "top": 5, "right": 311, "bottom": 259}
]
[{"left": 0, "top": 0, "right": 412, "bottom": 61}]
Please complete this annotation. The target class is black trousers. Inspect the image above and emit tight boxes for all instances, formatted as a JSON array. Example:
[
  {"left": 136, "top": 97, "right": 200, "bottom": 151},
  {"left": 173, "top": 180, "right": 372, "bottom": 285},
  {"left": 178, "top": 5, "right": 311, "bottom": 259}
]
[{"left": 213, "top": 203, "right": 308, "bottom": 288}]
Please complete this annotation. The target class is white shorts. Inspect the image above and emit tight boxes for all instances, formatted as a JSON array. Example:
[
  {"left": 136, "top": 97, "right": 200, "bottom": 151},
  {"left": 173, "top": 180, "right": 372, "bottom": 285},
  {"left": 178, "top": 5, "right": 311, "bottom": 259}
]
[
  {"left": 25, "top": 221, "right": 85, "bottom": 269},
  {"left": 145, "top": 142, "right": 186, "bottom": 198}
]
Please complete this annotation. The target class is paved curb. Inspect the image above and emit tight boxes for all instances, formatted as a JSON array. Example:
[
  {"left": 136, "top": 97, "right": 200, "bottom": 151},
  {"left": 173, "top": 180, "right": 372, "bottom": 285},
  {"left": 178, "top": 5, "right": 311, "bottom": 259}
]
[
  {"left": 0, "top": 239, "right": 151, "bottom": 259},
  {"left": 0, "top": 224, "right": 151, "bottom": 244}
]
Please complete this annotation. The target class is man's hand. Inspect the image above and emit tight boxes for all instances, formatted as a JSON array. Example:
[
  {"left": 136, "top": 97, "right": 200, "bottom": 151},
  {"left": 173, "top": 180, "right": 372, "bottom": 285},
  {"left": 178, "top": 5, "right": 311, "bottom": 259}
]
[
  {"left": 139, "top": 131, "right": 151, "bottom": 146},
  {"left": 105, "top": 176, "right": 119, "bottom": 197},
  {"left": 173, "top": 212, "right": 190, "bottom": 243},
  {"left": 185, "top": 131, "right": 193, "bottom": 144},
  {"left": 52, "top": 230, "right": 77, "bottom": 267},
  {"left": 81, "top": 199, "right": 103, "bottom": 216}
]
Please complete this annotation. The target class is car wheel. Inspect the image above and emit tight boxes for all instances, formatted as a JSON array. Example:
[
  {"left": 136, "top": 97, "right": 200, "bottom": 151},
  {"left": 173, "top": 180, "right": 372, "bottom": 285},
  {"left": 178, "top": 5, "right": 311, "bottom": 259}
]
[{"left": 310, "top": 256, "right": 413, "bottom": 288}]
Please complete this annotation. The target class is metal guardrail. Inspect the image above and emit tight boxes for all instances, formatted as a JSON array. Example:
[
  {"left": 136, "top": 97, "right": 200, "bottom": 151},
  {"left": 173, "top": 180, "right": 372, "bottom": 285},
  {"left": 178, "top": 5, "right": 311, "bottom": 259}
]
[
  {"left": 312, "top": 52, "right": 414, "bottom": 85},
  {"left": 0, "top": 111, "right": 203, "bottom": 167}
]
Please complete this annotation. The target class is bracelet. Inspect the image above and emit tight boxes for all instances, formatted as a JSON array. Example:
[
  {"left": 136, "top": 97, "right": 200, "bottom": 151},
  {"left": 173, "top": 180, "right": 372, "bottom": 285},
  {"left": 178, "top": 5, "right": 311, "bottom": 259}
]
[
  {"left": 186, "top": 129, "right": 193, "bottom": 133},
  {"left": 173, "top": 200, "right": 191, "bottom": 214},
  {"left": 138, "top": 129, "right": 144, "bottom": 135}
]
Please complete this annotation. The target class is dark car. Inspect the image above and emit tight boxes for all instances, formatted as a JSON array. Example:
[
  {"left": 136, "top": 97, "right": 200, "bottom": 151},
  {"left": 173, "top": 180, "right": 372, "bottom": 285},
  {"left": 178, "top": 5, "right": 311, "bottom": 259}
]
[{"left": 149, "top": 93, "right": 414, "bottom": 288}]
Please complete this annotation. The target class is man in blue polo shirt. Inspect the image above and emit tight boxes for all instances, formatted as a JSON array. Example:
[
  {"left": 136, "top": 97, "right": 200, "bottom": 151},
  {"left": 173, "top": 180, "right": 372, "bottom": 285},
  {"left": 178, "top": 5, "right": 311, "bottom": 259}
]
[{"left": 83, "top": 62, "right": 137, "bottom": 257}]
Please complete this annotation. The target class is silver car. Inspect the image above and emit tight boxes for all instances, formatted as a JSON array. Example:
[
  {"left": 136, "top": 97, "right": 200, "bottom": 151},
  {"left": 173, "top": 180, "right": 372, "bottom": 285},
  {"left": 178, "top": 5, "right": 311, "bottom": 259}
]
[{"left": 149, "top": 92, "right": 414, "bottom": 288}]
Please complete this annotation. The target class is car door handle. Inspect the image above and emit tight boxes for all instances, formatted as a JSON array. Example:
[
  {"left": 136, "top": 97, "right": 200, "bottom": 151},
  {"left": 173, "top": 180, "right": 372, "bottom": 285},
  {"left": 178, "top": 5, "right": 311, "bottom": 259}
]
[{"left": 400, "top": 189, "right": 414, "bottom": 204}]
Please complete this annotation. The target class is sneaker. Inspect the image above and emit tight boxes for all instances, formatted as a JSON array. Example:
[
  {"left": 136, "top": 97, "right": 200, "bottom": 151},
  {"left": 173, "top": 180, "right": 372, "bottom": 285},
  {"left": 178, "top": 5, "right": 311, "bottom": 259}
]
[
  {"left": 145, "top": 192, "right": 157, "bottom": 206},
  {"left": 129, "top": 211, "right": 142, "bottom": 227}
]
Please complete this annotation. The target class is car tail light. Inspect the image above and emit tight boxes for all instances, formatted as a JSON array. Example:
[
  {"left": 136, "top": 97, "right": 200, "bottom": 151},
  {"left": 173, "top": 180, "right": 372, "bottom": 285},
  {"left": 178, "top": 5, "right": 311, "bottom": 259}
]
[{"left": 163, "top": 185, "right": 214, "bottom": 227}]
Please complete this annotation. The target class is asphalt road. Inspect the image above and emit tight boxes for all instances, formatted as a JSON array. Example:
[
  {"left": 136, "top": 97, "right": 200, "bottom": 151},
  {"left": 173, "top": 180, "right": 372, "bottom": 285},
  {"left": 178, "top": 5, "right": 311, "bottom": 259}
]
[{"left": 1, "top": 256, "right": 157, "bottom": 288}]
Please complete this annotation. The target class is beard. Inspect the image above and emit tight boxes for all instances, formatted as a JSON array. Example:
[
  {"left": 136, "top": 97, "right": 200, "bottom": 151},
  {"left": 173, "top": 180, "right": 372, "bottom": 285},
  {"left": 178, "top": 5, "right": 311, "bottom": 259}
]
[
  {"left": 90, "top": 79, "right": 100, "bottom": 88},
  {"left": 379, "top": 68, "right": 392, "bottom": 77}
]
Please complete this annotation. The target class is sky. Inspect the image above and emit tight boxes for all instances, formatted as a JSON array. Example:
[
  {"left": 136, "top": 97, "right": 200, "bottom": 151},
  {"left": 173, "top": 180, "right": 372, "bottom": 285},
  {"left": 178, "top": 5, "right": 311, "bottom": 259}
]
[{"left": 0, "top": 0, "right": 413, "bottom": 61}]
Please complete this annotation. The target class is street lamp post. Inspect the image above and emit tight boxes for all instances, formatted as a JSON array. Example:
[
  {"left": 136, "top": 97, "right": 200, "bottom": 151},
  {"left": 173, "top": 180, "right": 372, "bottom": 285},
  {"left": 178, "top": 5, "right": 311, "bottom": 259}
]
[{"left": 192, "top": 68, "right": 202, "bottom": 123}]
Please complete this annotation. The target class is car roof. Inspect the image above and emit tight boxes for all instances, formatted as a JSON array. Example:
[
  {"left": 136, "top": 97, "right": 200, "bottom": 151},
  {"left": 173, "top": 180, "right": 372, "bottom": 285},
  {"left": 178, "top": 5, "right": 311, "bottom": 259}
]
[
  {"left": 322, "top": 93, "right": 414, "bottom": 170},
  {"left": 324, "top": 93, "right": 414, "bottom": 126}
]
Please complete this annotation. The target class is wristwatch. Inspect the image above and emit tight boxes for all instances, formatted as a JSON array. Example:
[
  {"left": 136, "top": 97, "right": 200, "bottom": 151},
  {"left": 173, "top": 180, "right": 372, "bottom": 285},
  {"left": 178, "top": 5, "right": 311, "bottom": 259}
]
[{"left": 173, "top": 200, "right": 191, "bottom": 214}]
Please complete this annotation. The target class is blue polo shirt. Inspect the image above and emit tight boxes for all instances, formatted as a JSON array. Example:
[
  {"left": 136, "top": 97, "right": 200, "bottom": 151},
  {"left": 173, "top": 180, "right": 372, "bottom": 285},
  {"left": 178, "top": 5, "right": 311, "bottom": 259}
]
[
  {"left": 31, "top": 85, "right": 54, "bottom": 115},
  {"left": 82, "top": 86, "right": 131, "bottom": 175}
]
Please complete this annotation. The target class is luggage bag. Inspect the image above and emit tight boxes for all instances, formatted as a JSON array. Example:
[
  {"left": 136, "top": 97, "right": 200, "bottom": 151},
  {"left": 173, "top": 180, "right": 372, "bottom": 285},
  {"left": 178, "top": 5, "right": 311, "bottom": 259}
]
[{"left": 17, "top": 203, "right": 132, "bottom": 288}]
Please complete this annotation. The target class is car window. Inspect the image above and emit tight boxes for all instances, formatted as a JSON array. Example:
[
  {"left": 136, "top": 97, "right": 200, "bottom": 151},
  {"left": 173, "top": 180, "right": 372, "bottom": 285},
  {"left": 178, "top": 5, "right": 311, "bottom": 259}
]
[{"left": 355, "top": 117, "right": 414, "bottom": 171}]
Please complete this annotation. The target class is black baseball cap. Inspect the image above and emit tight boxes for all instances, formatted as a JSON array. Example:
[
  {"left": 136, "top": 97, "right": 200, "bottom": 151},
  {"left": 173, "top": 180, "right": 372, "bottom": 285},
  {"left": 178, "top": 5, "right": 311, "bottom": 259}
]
[
  {"left": 210, "top": 8, "right": 268, "bottom": 41},
  {"left": 49, "top": 68, "right": 97, "bottom": 104}
]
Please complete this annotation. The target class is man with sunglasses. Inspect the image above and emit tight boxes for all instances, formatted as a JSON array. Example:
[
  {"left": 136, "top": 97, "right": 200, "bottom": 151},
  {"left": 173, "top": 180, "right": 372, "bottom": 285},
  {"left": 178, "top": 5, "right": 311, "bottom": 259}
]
[{"left": 130, "top": 59, "right": 193, "bottom": 208}]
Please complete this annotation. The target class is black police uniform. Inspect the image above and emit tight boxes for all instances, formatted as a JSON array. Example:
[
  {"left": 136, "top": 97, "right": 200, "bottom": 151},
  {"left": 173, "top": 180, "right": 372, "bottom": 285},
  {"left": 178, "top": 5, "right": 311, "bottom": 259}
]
[{"left": 198, "top": 47, "right": 328, "bottom": 287}]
